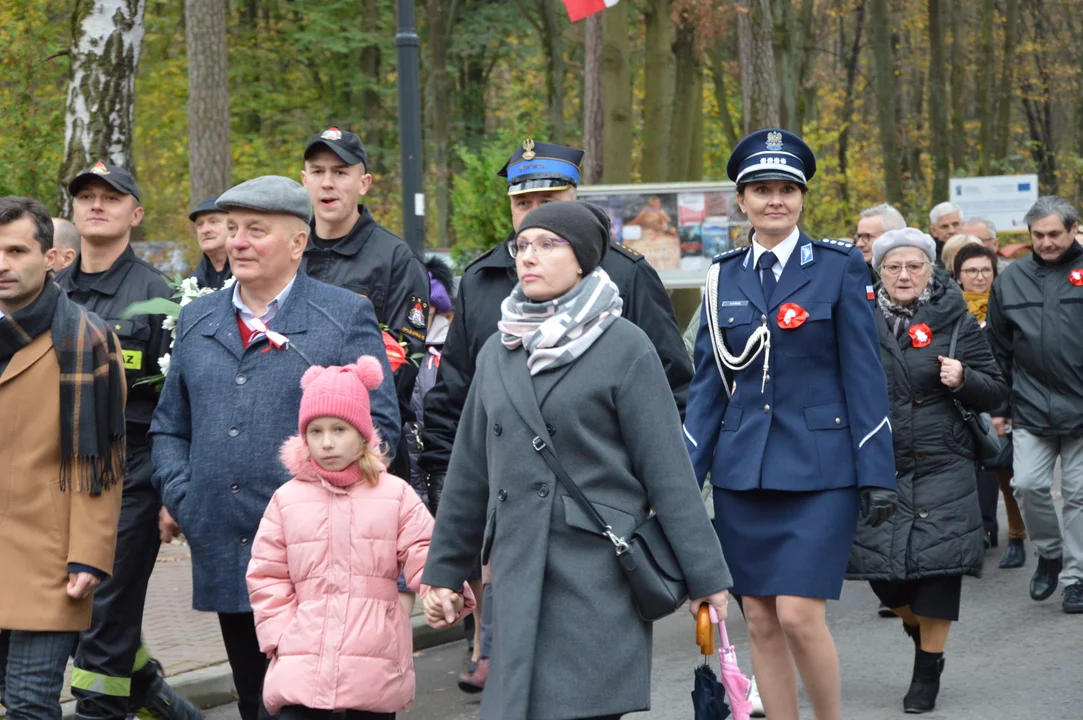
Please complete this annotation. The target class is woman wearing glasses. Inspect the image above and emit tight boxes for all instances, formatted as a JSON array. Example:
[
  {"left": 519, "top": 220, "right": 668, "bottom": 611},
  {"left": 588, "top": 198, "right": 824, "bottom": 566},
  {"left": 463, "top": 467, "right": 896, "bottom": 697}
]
[
  {"left": 848, "top": 228, "right": 1007, "bottom": 713},
  {"left": 422, "top": 201, "right": 732, "bottom": 720},
  {"left": 685, "top": 129, "right": 898, "bottom": 720},
  {"left": 953, "top": 243, "right": 1028, "bottom": 567}
]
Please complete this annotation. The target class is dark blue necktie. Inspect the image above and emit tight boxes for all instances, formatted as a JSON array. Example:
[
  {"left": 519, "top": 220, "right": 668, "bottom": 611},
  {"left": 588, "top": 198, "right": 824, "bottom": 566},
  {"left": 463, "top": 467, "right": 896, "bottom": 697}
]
[{"left": 758, "top": 251, "right": 778, "bottom": 302}]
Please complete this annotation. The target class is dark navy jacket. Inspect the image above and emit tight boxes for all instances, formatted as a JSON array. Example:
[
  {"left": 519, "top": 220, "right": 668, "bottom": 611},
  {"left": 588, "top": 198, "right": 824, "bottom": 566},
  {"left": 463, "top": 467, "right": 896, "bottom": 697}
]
[{"left": 684, "top": 233, "right": 897, "bottom": 492}]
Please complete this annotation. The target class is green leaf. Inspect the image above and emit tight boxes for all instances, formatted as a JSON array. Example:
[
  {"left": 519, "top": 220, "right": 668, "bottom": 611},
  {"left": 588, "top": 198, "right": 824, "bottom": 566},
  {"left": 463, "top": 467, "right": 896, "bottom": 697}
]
[{"left": 122, "top": 298, "right": 183, "bottom": 319}]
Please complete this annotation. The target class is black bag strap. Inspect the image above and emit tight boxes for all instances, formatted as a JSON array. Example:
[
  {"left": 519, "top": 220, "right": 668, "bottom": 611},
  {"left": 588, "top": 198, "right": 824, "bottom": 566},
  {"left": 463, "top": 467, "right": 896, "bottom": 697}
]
[
  {"left": 531, "top": 436, "right": 629, "bottom": 551},
  {"left": 946, "top": 315, "right": 973, "bottom": 419}
]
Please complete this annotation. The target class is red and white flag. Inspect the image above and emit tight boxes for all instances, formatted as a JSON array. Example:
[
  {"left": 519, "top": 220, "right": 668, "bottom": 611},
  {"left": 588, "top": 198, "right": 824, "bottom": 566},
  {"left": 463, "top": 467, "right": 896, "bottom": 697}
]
[{"left": 562, "top": 0, "right": 619, "bottom": 22}]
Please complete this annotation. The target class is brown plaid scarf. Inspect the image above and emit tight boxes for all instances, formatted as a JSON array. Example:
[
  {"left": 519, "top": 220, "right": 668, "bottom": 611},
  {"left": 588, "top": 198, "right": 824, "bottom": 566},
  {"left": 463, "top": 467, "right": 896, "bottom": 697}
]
[{"left": 0, "top": 278, "right": 125, "bottom": 495}]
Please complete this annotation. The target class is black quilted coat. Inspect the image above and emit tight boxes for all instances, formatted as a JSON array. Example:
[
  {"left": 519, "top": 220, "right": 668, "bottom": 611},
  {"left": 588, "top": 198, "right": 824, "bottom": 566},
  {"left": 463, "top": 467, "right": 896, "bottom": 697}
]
[{"left": 847, "top": 278, "right": 1008, "bottom": 581}]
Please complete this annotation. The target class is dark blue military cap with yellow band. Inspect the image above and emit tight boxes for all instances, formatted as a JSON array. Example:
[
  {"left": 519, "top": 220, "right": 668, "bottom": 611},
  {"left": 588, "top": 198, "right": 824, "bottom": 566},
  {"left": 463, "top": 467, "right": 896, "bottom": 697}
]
[
  {"left": 726, "top": 128, "right": 816, "bottom": 188},
  {"left": 498, "top": 139, "right": 585, "bottom": 196}
]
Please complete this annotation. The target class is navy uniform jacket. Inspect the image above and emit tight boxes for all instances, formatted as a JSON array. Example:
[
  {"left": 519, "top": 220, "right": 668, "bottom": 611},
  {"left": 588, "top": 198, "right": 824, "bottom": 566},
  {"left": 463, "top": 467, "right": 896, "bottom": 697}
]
[{"left": 684, "top": 233, "right": 896, "bottom": 493}]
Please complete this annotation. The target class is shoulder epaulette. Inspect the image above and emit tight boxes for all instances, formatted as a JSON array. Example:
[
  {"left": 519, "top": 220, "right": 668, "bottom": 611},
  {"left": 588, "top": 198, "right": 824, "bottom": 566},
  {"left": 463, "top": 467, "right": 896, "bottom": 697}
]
[
  {"left": 463, "top": 243, "right": 506, "bottom": 273},
  {"left": 609, "top": 240, "right": 645, "bottom": 261},
  {"left": 713, "top": 245, "right": 750, "bottom": 263},
  {"left": 813, "top": 237, "right": 855, "bottom": 254}
]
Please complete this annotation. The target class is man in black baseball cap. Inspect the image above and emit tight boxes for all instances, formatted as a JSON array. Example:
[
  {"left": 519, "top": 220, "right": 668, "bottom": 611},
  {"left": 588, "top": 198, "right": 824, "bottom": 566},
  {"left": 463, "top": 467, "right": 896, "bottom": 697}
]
[
  {"left": 59, "top": 161, "right": 200, "bottom": 720},
  {"left": 299, "top": 126, "right": 430, "bottom": 506},
  {"left": 419, "top": 137, "right": 693, "bottom": 695},
  {"left": 189, "top": 196, "right": 232, "bottom": 290}
]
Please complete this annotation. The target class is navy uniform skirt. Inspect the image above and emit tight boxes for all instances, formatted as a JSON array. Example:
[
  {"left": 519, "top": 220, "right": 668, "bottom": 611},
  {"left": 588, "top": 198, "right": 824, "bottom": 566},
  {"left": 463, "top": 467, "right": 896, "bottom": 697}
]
[{"left": 713, "top": 486, "right": 860, "bottom": 600}]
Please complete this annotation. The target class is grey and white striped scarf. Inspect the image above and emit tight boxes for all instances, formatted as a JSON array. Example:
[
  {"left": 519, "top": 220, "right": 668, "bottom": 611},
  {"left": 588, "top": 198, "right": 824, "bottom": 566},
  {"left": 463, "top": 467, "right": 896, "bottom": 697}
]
[{"left": 499, "top": 267, "right": 623, "bottom": 376}]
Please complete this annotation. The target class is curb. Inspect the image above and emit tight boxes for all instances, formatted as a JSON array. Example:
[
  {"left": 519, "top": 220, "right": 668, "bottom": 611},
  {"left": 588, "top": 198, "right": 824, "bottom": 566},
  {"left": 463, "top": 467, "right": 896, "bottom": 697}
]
[{"left": 60, "top": 617, "right": 464, "bottom": 717}]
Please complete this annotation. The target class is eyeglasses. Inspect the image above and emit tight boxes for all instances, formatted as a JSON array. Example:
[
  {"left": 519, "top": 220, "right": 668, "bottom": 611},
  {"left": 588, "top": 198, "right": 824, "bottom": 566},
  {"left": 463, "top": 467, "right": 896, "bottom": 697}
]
[
  {"left": 507, "top": 236, "right": 570, "bottom": 258},
  {"left": 961, "top": 267, "right": 994, "bottom": 278},
  {"left": 880, "top": 261, "right": 930, "bottom": 276},
  {"left": 854, "top": 232, "right": 882, "bottom": 244}
]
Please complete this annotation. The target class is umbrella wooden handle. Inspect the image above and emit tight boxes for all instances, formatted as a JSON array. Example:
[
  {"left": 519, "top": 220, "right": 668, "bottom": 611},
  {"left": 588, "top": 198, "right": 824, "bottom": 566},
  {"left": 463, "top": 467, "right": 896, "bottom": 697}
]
[{"left": 696, "top": 605, "right": 714, "bottom": 655}]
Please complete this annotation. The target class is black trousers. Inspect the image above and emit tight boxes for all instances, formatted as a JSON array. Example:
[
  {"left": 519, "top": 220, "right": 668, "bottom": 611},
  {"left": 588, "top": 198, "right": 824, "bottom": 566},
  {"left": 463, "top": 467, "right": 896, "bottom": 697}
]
[
  {"left": 73, "top": 445, "right": 162, "bottom": 720},
  {"left": 218, "top": 612, "right": 273, "bottom": 720},
  {"left": 976, "top": 469, "right": 1000, "bottom": 537},
  {"left": 280, "top": 707, "right": 393, "bottom": 719}
]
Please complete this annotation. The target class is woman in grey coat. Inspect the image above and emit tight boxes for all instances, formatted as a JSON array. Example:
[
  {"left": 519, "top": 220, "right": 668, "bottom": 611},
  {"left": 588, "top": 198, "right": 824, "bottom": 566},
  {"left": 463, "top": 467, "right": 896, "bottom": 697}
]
[
  {"left": 422, "top": 201, "right": 732, "bottom": 720},
  {"left": 847, "top": 228, "right": 1008, "bottom": 714}
]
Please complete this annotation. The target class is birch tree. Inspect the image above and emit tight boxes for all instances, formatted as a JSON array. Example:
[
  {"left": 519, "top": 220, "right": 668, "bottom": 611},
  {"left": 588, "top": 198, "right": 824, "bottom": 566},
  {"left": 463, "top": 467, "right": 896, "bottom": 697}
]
[{"left": 59, "top": 0, "right": 147, "bottom": 215}]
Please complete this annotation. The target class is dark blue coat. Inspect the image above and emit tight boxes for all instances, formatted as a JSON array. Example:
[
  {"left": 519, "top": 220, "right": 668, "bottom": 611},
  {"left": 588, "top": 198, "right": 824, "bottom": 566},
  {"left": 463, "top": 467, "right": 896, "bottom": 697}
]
[
  {"left": 150, "top": 271, "right": 400, "bottom": 613},
  {"left": 684, "top": 234, "right": 897, "bottom": 492}
]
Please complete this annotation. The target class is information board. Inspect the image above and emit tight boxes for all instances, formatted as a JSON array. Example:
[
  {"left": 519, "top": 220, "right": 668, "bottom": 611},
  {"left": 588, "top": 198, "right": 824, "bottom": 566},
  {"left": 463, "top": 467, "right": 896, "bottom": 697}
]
[{"left": 948, "top": 174, "right": 1039, "bottom": 232}]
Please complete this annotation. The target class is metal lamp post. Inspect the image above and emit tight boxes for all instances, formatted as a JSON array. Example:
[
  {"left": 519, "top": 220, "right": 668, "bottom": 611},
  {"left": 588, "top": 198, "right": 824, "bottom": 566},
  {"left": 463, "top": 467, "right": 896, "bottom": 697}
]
[{"left": 396, "top": 0, "right": 426, "bottom": 258}]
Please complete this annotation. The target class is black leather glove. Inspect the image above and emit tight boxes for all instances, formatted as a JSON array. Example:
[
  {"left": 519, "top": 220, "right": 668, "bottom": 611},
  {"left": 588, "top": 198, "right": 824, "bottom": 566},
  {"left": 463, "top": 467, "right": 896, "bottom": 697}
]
[
  {"left": 860, "top": 488, "right": 897, "bottom": 528},
  {"left": 426, "top": 473, "right": 444, "bottom": 517}
]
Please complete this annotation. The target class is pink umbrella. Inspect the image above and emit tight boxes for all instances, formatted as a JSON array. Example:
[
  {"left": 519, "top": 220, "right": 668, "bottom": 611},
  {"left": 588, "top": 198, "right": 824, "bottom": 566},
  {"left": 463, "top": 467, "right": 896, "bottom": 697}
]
[{"left": 709, "top": 605, "right": 754, "bottom": 720}]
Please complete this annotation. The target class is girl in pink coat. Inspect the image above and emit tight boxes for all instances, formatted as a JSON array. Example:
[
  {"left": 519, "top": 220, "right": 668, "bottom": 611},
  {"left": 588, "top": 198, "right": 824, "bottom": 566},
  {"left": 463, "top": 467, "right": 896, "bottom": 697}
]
[{"left": 246, "top": 355, "right": 474, "bottom": 719}]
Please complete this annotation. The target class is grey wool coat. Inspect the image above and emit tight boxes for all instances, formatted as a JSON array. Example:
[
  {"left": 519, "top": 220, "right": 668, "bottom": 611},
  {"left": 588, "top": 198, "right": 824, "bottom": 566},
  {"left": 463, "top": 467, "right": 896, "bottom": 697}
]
[
  {"left": 422, "top": 318, "right": 731, "bottom": 720},
  {"left": 847, "top": 279, "right": 1008, "bottom": 582},
  {"left": 150, "top": 271, "right": 400, "bottom": 612}
]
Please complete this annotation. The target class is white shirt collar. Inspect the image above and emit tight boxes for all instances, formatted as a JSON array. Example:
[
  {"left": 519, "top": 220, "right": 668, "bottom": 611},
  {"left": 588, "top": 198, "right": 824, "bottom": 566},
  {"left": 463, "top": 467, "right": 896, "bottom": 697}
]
[
  {"left": 751, "top": 227, "right": 801, "bottom": 280},
  {"left": 232, "top": 274, "right": 297, "bottom": 329}
]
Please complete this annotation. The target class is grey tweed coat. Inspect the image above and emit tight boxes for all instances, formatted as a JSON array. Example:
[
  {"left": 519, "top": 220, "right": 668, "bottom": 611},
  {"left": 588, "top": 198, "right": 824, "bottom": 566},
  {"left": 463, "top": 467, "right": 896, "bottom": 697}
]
[{"left": 423, "top": 318, "right": 731, "bottom": 720}]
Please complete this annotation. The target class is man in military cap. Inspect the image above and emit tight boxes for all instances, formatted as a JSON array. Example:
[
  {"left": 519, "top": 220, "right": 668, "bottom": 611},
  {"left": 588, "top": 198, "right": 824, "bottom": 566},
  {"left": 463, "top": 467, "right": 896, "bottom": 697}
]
[
  {"left": 419, "top": 138, "right": 693, "bottom": 693},
  {"left": 189, "top": 196, "right": 232, "bottom": 290},
  {"left": 300, "top": 127, "right": 429, "bottom": 478},
  {"left": 57, "top": 162, "right": 200, "bottom": 720}
]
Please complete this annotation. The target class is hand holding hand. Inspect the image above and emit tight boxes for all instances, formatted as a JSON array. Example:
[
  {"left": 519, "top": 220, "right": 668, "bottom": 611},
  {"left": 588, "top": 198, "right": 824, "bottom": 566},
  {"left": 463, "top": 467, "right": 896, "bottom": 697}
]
[
  {"left": 423, "top": 587, "right": 464, "bottom": 629},
  {"left": 66, "top": 572, "right": 101, "bottom": 600},
  {"left": 937, "top": 355, "right": 965, "bottom": 389},
  {"left": 689, "top": 589, "right": 729, "bottom": 623},
  {"left": 159, "top": 507, "right": 181, "bottom": 544},
  {"left": 860, "top": 488, "right": 897, "bottom": 528}
]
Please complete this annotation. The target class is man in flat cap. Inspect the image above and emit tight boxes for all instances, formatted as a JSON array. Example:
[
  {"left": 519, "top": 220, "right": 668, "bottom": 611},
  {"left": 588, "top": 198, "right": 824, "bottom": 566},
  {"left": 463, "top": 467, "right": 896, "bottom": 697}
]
[
  {"left": 418, "top": 138, "right": 693, "bottom": 693},
  {"left": 57, "top": 162, "right": 198, "bottom": 720},
  {"left": 189, "top": 196, "right": 232, "bottom": 290},
  {"left": 300, "top": 127, "right": 430, "bottom": 483},
  {"left": 150, "top": 175, "right": 400, "bottom": 720}
]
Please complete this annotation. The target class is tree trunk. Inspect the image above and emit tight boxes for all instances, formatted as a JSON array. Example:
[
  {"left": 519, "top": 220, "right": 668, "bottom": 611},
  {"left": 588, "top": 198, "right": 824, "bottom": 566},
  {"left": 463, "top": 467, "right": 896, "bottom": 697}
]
[
  {"left": 601, "top": 0, "right": 633, "bottom": 184},
  {"left": 948, "top": 1, "right": 966, "bottom": 171},
  {"left": 360, "top": 0, "right": 383, "bottom": 173},
  {"left": 708, "top": 39, "right": 739, "bottom": 151},
  {"left": 927, "top": 0, "right": 950, "bottom": 205},
  {"left": 794, "top": 0, "right": 816, "bottom": 131},
  {"left": 427, "top": 0, "right": 456, "bottom": 245},
  {"left": 976, "top": 0, "right": 995, "bottom": 173},
  {"left": 737, "top": 0, "right": 779, "bottom": 134},
  {"left": 772, "top": 0, "right": 798, "bottom": 132},
  {"left": 994, "top": 0, "right": 1019, "bottom": 161},
  {"left": 1020, "top": 2, "right": 1057, "bottom": 193},
  {"left": 60, "top": 0, "right": 147, "bottom": 215},
  {"left": 669, "top": 20, "right": 699, "bottom": 181},
  {"left": 582, "top": 13, "right": 604, "bottom": 185},
  {"left": 539, "top": 0, "right": 566, "bottom": 144},
  {"left": 185, "top": 0, "right": 231, "bottom": 208},
  {"left": 837, "top": 1, "right": 866, "bottom": 206},
  {"left": 641, "top": 0, "right": 674, "bottom": 182},
  {"left": 867, "top": 0, "right": 902, "bottom": 205},
  {"left": 689, "top": 80, "right": 704, "bottom": 181}
]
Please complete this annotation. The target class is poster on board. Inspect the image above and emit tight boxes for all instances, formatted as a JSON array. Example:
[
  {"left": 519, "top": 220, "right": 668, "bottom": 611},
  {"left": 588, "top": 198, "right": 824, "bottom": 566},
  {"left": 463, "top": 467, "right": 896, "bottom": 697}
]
[{"left": 948, "top": 174, "right": 1039, "bottom": 232}]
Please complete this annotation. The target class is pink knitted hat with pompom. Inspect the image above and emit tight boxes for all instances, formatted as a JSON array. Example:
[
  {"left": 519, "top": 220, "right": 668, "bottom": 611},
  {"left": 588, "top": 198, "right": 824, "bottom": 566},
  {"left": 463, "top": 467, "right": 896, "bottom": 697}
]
[{"left": 298, "top": 355, "right": 385, "bottom": 446}]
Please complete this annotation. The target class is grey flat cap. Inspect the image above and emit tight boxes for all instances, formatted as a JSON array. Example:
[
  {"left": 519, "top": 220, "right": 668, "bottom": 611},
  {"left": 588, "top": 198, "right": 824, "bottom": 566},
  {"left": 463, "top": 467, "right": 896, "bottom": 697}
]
[
  {"left": 216, "top": 176, "right": 313, "bottom": 224},
  {"left": 872, "top": 227, "right": 937, "bottom": 270}
]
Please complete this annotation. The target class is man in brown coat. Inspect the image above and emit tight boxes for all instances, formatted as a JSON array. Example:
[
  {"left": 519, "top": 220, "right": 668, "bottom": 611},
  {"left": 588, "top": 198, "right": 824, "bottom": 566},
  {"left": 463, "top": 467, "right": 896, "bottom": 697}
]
[{"left": 0, "top": 196, "right": 125, "bottom": 719}]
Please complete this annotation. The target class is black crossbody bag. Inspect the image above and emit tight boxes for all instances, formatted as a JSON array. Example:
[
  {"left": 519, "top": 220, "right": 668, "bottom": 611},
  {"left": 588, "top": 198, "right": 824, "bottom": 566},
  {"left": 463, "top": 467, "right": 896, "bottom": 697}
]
[{"left": 528, "top": 434, "right": 687, "bottom": 622}]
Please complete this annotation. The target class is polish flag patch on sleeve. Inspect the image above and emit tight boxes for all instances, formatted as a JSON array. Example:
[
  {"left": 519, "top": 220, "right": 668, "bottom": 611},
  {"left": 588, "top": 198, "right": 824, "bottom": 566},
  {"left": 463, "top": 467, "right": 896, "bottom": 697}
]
[{"left": 866, "top": 285, "right": 875, "bottom": 300}]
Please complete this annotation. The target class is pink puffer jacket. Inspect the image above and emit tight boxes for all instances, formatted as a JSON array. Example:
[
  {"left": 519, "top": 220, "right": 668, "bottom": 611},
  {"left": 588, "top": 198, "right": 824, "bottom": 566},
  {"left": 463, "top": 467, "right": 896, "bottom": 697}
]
[{"left": 246, "top": 436, "right": 474, "bottom": 714}]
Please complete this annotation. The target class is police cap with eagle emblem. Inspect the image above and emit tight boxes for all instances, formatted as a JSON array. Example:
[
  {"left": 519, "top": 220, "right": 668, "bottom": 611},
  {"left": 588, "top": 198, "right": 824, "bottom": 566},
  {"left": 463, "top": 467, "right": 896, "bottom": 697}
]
[
  {"left": 498, "top": 139, "right": 585, "bottom": 196},
  {"left": 727, "top": 128, "right": 816, "bottom": 190}
]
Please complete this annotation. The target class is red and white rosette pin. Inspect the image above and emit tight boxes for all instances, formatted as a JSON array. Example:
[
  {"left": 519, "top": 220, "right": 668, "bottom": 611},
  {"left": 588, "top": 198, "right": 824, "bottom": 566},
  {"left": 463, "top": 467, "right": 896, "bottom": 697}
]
[
  {"left": 908, "top": 323, "right": 933, "bottom": 348},
  {"left": 1070, "top": 268, "right": 1083, "bottom": 286},
  {"left": 777, "top": 303, "right": 809, "bottom": 330}
]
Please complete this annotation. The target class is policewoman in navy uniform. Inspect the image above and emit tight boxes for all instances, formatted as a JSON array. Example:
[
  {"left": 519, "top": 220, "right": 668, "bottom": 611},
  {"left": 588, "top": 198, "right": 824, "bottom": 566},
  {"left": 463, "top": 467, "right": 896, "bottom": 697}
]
[{"left": 684, "top": 130, "right": 898, "bottom": 720}]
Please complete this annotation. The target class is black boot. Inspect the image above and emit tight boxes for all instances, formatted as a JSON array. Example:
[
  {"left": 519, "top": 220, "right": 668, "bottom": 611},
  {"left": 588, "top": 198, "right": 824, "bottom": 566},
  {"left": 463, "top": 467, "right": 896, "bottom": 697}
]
[
  {"left": 1030, "top": 554, "right": 1063, "bottom": 601},
  {"left": 999, "top": 538, "right": 1026, "bottom": 569},
  {"left": 903, "top": 649, "right": 944, "bottom": 714},
  {"left": 129, "top": 660, "right": 202, "bottom": 720}
]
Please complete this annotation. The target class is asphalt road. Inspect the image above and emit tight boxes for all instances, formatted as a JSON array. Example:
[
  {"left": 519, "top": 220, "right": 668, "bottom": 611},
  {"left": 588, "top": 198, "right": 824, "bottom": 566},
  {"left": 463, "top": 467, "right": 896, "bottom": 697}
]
[{"left": 204, "top": 535, "right": 1083, "bottom": 720}]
